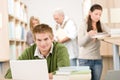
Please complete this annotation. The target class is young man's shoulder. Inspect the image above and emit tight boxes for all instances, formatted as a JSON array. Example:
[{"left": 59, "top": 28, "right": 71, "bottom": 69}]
[
  {"left": 53, "top": 41, "right": 66, "bottom": 48},
  {"left": 26, "top": 44, "right": 37, "bottom": 51}
]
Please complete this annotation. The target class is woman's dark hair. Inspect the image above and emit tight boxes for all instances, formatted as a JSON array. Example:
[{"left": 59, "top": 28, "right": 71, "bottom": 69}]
[{"left": 87, "top": 4, "right": 103, "bottom": 32}]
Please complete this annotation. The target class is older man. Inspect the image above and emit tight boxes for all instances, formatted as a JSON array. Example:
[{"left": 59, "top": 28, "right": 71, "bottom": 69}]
[{"left": 53, "top": 9, "right": 79, "bottom": 66}]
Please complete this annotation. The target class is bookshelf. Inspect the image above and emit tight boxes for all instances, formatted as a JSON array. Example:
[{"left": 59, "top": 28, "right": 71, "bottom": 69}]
[
  {"left": 0, "top": 0, "right": 28, "bottom": 76},
  {"left": 8, "top": 0, "right": 28, "bottom": 59}
]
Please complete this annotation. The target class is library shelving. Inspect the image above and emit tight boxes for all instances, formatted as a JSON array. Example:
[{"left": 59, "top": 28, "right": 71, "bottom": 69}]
[{"left": 0, "top": 0, "right": 28, "bottom": 76}]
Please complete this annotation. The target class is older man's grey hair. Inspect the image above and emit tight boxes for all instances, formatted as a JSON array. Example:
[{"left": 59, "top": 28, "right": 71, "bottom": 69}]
[{"left": 53, "top": 8, "right": 65, "bottom": 16}]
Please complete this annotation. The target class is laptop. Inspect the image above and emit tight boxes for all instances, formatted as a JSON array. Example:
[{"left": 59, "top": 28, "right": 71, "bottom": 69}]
[
  {"left": 105, "top": 70, "right": 120, "bottom": 80},
  {"left": 10, "top": 59, "right": 49, "bottom": 80}
]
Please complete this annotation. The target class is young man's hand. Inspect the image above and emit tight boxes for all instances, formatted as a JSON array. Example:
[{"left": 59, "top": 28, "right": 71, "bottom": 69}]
[{"left": 49, "top": 73, "right": 53, "bottom": 80}]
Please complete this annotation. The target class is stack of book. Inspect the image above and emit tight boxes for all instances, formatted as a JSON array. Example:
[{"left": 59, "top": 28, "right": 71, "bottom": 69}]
[{"left": 54, "top": 66, "right": 91, "bottom": 80}]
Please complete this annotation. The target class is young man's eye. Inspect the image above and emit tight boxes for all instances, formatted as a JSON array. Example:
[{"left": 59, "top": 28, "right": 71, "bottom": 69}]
[
  {"left": 44, "top": 38, "right": 48, "bottom": 41},
  {"left": 37, "top": 39, "right": 41, "bottom": 41}
]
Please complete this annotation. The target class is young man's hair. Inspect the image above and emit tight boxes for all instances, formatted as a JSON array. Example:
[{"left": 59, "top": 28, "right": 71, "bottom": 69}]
[{"left": 32, "top": 24, "right": 53, "bottom": 40}]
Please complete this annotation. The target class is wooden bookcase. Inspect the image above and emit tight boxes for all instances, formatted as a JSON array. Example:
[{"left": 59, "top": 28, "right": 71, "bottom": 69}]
[{"left": 0, "top": 0, "right": 28, "bottom": 77}]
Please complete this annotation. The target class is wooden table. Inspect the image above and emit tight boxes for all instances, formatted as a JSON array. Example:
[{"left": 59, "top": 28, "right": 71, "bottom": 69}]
[
  {"left": 103, "top": 37, "right": 120, "bottom": 70},
  {"left": 3, "top": 73, "right": 91, "bottom": 80}
]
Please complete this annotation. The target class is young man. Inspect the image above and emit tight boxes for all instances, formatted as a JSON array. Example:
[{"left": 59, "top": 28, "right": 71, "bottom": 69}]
[{"left": 5, "top": 24, "right": 70, "bottom": 79}]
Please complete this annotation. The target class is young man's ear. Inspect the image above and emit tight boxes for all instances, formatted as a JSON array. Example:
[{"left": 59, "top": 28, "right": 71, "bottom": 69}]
[
  {"left": 52, "top": 37, "right": 54, "bottom": 42},
  {"left": 50, "top": 34, "right": 54, "bottom": 42},
  {"left": 33, "top": 35, "right": 36, "bottom": 41}
]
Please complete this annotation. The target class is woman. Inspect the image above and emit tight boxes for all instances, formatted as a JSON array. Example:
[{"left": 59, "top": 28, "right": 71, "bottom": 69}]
[
  {"left": 78, "top": 4, "right": 109, "bottom": 80},
  {"left": 26, "top": 16, "right": 40, "bottom": 46}
]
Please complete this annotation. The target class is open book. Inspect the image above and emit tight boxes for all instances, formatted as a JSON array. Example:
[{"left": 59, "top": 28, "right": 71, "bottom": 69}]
[{"left": 92, "top": 32, "right": 110, "bottom": 39}]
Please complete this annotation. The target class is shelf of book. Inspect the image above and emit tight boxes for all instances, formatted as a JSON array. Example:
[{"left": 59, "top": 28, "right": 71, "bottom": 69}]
[
  {"left": 8, "top": 0, "right": 28, "bottom": 60},
  {"left": 0, "top": 0, "right": 28, "bottom": 77}
]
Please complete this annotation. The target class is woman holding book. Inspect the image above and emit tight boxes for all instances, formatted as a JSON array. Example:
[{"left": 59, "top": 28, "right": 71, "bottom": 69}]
[{"left": 78, "top": 4, "right": 110, "bottom": 80}]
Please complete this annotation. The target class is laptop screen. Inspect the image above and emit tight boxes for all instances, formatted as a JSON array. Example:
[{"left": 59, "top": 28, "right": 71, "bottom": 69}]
[{"left": 10, "top": 59, "right": 49, "bottom": 80}]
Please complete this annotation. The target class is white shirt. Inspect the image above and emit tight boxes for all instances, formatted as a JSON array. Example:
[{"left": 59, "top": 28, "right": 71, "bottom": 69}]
[
  {"left": 34, "top": 43, "right": 53, "bottom": 59},
  {"left": 54, "top": 16, "right": 79, "bottom": 59}
]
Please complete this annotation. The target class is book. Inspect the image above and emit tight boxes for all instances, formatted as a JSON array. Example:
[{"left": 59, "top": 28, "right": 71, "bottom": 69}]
[
  {"left": 9, "top": 21, "right": 15, "bottom": 39},
  {"left": 54, "top": 74, "right": 91, "bottom": 80},
  {"left": 15, "top": 24, "right": 22, "bottom": 40},
  {"left": 92, "top": 32, "right": 110, "bottom": 39},
  {"left": 10, "top": 44, "right": 16, "bottom": 60},
  {"left": 8, "top": 0, "right": 14, "bottom": 15},
  {"left": 54, "top": 66, "right": 91, "bottom": 80},
  {"left": 56, "top": 66, "right": 91, "bottom": 75}
]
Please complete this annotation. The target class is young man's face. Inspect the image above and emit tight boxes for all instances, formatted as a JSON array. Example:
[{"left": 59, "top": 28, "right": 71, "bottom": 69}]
[{"left": 35, "top": 33, "right": 54, "bottom": 55}]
